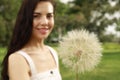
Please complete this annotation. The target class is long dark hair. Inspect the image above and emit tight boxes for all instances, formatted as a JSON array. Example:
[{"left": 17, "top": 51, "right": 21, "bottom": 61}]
[{"left": 1, "top": 0, "right": 55, "bottom": 80}]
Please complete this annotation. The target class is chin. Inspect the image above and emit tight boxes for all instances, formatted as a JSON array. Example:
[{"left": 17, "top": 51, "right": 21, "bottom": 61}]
[
  {"left": 32, "top": 30, "right": 52, "bottom": 40},
  {"left": 38, "top": 34, "right": 50, "bottom": 40}
]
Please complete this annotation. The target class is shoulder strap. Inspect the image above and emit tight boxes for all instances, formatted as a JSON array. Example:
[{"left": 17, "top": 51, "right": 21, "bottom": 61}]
[
  {"left": 47, "top": 46, "right": 59, "bottom": 68},
  {"left": 17, "top": 51, "right": 37, "bottom": 75}
]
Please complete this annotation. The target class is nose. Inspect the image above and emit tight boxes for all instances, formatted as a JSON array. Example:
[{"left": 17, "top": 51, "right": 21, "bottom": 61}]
[{"left": 40, "top": 16, "right": 48, "bottom": 26}]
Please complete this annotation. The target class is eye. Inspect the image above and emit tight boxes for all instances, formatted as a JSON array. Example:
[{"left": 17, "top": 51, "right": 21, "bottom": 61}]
[
  {"left": 33, "top": 14, "right": 41, "bottom": 19},
  {"left": 33, "top": 15, "right": 37, "bottom": 18},
  {"left": 47, "top": 14, "right": 54, "bottom": 19},
  {"left": 33, "top": 15, "right": 38, "bottom": 18}
]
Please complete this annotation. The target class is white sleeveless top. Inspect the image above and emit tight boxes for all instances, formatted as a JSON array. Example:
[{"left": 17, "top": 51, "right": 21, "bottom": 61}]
[{"left": 17, "top": 46, "right": 62, "bottom": 80}]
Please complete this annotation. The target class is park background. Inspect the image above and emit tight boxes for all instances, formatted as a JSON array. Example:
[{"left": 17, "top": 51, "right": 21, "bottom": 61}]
[{"left": 0, "top": 0, "right": 120, "bottom": 80}]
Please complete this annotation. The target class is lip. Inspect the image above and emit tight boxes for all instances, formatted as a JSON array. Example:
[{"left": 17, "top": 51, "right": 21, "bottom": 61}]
[{"left": 36, "top": 27, "right": 50, "bottom": 35}]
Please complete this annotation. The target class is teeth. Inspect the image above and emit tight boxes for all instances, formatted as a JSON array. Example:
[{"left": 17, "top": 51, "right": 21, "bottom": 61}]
[{"left": 37, "top": 27, "right": 49, "bottom": 29}]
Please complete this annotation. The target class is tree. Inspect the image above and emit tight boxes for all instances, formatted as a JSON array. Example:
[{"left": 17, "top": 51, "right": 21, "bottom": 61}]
[
  {"left": 0, "top": 0, "right": 21, "bottom": 46},
  {"left": 115, "top": 19, "right": 120, "bottom": 43},
  {"left": 116, "top": 19, "right": 120, "bottom": 31},
  {"left": 0, "top": 16, "right": 6, "bottom": 46},
  {"left": 67, "top": 0, "right": 120, "bottom": 41}
]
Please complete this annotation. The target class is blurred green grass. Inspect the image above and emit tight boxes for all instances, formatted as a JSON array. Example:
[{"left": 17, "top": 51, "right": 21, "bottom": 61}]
[
  {"left": 0, "top": 42, "right": 120, "bottom": 80},
  {"left": 102, "top": 42, "right": 120, "bottom": 52}
]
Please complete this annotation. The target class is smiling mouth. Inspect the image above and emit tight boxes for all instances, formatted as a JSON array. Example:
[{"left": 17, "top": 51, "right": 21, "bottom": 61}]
[{"left": 37, "top": 27, "right": 50, "bottom": 34}]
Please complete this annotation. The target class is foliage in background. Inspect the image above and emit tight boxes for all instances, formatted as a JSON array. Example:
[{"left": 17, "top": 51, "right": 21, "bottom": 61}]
[
  {"left": 0, "top": 0, "right": 21, "bottom": 46},
  {"left": 67, "top": 0, "right": 120, "bottom": 41}
]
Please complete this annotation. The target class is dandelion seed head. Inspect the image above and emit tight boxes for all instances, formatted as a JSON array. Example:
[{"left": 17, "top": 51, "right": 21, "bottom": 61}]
[{"left": 58, "top": 29, "right": 102, "bottom": 73}]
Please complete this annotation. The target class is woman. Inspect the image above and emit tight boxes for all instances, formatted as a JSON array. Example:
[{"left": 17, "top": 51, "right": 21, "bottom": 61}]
[{"left": 1, "top": 0, "right": 62, "bottom": 80}]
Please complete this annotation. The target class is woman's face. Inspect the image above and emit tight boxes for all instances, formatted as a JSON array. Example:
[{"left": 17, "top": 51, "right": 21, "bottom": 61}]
[{"left": 32, "top": 1, "right": 54, "bottom": 40}]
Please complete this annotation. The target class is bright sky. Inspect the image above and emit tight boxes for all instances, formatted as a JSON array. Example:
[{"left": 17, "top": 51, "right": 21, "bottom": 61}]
[
  {"left": 60, "top": 0, "right": 73, "bottom": 4},
  {"left": 105, "top": 24, "right": 116, "bottom": 34},
  {"left": 104, "top": 11, "right": 120, "bottom": 37},
  {"left": 105, "top": 23, "right": 120, "bottom": 37}
]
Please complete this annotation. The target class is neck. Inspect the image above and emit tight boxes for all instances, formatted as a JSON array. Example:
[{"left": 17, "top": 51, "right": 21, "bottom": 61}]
[{"left": 24, "top": 38, "right": 46, "bottom": 50}]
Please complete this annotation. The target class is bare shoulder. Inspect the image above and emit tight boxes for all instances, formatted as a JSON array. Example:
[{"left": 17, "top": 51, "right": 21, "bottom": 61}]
[
  {"left": 8, "top": 51, "right": 29, "bottom": 69},
  {"left": 8, "top": 52, "right": 30, "bottom": 80},
  {"left": 8, "top": 52, "right": 27, "bottom": 65},
  {"left": 9, "top": 52, "right": 22, "bottom": 61}
]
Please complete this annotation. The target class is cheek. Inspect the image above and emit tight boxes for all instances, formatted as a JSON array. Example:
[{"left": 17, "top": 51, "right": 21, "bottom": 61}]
[
  {"left": 50, "top": 19, "right": 54, "bottom": 28},
  {"left": 33, "top": 20, "right": 38, "bottom": 28}
]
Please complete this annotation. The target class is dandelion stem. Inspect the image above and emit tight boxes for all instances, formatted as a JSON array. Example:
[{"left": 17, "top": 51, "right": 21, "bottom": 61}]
[{"left": 76, "top": 64, "right": 79, "bottom": 80}]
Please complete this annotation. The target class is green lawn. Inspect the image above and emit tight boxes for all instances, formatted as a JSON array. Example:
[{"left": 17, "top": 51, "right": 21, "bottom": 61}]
[{"left": 0, "top": 43, "right": 120, "bottom": 80}]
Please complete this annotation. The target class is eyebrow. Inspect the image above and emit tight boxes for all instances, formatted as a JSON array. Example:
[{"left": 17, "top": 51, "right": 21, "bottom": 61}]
[{"left": 33, "top": 12, "right": 54, "bottom": 15}]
